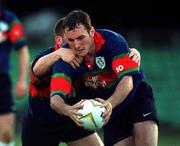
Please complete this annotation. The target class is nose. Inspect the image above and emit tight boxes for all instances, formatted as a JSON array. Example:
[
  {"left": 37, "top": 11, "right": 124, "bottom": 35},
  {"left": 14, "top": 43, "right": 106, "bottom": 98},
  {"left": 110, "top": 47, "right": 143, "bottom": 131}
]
[{"left": 74, "top": 40, "right": 80, "bottom": 49}]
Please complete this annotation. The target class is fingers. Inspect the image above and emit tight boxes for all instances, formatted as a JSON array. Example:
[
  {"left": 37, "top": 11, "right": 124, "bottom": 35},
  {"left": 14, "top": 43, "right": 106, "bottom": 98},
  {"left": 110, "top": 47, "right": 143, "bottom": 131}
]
[
  {"left": 70, "top": 100, "right": 85, "bottom": 126},
  {"left": 70, "top": 62, "right": 77, "bottom": 69},
  {"left": 71, "top": 113, "right": 83, "bottom": 127},
  {"left": 131, "top": 55, "right": 141, "bottom": 66},
  {"left": 129, "top": 48, "right": 141, "bottom": 66},
  {"left": 129, "top": 51, "right": 134, "bottom": 58},
  {"left": 95, "top": 98, "right": 112, "bottom": 124},
  {"left": 70, "top": 56, "right": 83, "bottom": 69},
  {"left": 95, "top": 97, "right": 105, "bottom": 104},
  {"left": 72, "top": 59, "right": 80, "bottom": 68},
  {"left": 102, "top": 102, "right": 112, "bottom": 124},
  {"left": 75, "top": 56, "right": 83, "bottom": 64},
  {"left": 76, "top": 99, "right": 85, "bottom": 109},
  {"left": 131, "top": 54, "right": 139, "bottom": 62}
]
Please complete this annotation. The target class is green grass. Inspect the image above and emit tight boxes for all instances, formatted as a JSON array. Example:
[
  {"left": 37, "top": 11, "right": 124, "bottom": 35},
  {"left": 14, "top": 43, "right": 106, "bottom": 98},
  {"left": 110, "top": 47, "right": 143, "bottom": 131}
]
[
  {"left": 15, "top": 127, "right": 180, "bottom": 146},
  {"left": 158, "top": 129, "right": 180, "bottom": 146}
]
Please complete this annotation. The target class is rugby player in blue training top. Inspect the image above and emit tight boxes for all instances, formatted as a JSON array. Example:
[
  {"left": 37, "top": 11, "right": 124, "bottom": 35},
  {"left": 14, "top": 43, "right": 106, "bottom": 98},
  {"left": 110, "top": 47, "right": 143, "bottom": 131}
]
[
  {"left": 0, "top": 5, "right": 29, "bottom": 146},
  {"left": 50, "top": 10, "right": 159, "bottom": 146},
  {"left": 22, "top": 16, "right": 141, "bottom": 146},
  {"left": 22, "top": 17, "right": 104, "bottom": 146}
]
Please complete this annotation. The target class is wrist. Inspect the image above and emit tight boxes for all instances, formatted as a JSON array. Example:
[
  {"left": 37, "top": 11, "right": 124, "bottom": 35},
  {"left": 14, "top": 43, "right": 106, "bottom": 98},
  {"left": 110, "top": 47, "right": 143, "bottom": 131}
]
[
  {"left": 53, "top": 50, "right": 62, "bottom": 61},
  {"left": 63, "top": 104, "right": 71, "bottom": 116},
  {"left": 107, "top": 97, "right": 116, "bottom": 109}
]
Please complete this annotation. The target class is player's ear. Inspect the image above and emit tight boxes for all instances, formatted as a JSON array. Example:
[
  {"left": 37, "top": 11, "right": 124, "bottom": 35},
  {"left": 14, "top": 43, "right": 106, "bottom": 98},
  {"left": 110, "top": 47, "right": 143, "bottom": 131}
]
[
  {"left": 55, "top": 35, "right": 63, "bottom": 45},
  {"left": 89, "top": 27, "right": 95, "bottom": 37}
]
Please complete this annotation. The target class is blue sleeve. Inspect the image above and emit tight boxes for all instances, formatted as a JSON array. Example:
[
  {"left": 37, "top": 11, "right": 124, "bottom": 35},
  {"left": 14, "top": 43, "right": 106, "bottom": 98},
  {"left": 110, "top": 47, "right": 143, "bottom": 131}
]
[
  {"left": 31, "top": 47, "right": 54, "bottom": 79},
  {"left": 7, "top": 11, "right": 28, "bottom": 50},
  {"left": 108, "top": 33, "right": 130, "bottom": 57},
  {"left": 51, "top": 60, "right": 73, "bottom": 101}
]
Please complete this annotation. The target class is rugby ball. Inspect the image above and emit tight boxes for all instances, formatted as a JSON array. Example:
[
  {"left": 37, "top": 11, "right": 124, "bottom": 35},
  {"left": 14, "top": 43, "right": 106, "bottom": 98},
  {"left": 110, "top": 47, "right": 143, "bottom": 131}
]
[{"left": 78, "top": 99, "right": 105, "bottom": 131}]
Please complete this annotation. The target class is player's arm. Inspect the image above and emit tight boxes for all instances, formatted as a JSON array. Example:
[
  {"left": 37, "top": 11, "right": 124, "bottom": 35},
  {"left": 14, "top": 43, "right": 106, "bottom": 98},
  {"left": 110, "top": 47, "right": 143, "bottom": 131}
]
[
  {"left": 108, "top": 44, "right": 139, "bottom": 108},
  {"left": 97, "top": 75, "right": 133, "bottom": 123},
  {"left": 33, "top": 48, "right": 82, "bottom": 76},
  {"left": 107, "top": 75, "right": 133, "bottom": 108},
  {"left": 50, "top": 95, "right": 84, "bottom": 126},
  {"left": 129, "top": 48, "right": 141, "bottom": 66},
  {"left": 50, "top": 60, "right": 83, "bottom": 126},
  {"left": 9, "top": 16, "right": 30, "bottom": 99},
  {"left": 98, "top": 39, "right": 140, "bottom": 123},
  {"left": 33, "top": 48, "right": 68, "bottom": 76},
  {"left": 15, "top": 45, "right": 30, "bottom": 99},
  {"left": 109, "top": 48, "right": 140, "bottom": 107}
]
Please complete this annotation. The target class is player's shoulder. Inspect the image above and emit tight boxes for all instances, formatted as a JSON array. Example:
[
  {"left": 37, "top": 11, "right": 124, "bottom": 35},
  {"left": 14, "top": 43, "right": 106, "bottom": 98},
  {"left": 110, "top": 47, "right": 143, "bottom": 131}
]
[
  {"left": 54, "top": 58, "right": 71, "bottom": 68},
  {"left": 4, "top": 10, "right": 18, "bottom": 21},
  {"left": 33, "top": 47, "right": 54, "bottom": 62},
  {"left": 53, "top": 59, "right": 75, "bottom": 75},
  {"left": 96, "top": 29, "right": 126, "bottom": 42},
  {"left": 39, "top": 47, "right": 54, "bottom": 55},
  {"left": 96, "top": 29, "right": 122, "bottom": 36},
  {"left": 96, "top": 28, "right": 117, "bottom": 34},
  {"left": 2, "top": 10, "right": 21, "bottom": 26}
]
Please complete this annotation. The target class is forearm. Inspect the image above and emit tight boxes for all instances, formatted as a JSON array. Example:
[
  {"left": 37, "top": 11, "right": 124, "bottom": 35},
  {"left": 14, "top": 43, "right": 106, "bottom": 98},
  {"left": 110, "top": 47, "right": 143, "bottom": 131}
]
[
  {"left": 18, "top": 46, "right": 30, "bottom": 81},
  {"left": 107, "top": 76, "right": 133, "bottom": 109},
  {"left": 50, "top": 95, "right": 70, "bottom": 116},
  {"left": 33, "top": 51, "right": 61, "bottom": 76},
  {"left": 50, "top": 95, "right": 85, "bottom": 126}
]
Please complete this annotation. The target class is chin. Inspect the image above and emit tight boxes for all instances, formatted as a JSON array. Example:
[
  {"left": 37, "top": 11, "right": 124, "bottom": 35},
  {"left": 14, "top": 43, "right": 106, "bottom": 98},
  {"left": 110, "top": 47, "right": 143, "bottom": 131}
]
[
  {"left": 79, "top": 53, "right": 86, "bottom": 57},
  {"left": 79, "top": 51, "right": 88, "bottom": 57}
]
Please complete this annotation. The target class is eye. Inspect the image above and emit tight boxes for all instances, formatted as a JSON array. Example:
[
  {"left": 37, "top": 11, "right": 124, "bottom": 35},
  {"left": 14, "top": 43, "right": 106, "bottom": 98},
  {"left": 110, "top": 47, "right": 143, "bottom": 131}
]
[
  {"left": 68, "top": 38, "right": 74, "bottom": 42},
  {"left": 77, "top": 35, "right": 85, "bottom": 40}
]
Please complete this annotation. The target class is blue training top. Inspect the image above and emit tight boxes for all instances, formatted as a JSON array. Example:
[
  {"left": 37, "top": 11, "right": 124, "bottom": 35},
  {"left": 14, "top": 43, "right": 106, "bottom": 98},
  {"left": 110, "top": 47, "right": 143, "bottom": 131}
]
[{"left": 51, "top": 29, "right": 144, "bottom": 114}]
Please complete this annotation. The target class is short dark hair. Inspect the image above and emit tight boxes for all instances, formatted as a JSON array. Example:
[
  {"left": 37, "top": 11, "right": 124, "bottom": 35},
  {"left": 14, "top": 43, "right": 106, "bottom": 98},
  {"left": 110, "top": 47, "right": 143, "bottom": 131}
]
[
  {"left": 54, "top": 17, "right": 65, "bottom": 36},
  {"left": 63, "top": 9, "right": 92, "bottom": 32}
]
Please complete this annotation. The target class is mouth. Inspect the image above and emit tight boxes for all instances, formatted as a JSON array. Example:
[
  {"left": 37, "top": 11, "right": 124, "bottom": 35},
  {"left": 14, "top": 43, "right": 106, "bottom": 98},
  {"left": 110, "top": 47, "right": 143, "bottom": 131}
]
[
  {"left": 76, "top": 48, "right": 87, "bottom": 56},
  {"left": 76, "top": 48, "right": 84, "bottom": 53}
]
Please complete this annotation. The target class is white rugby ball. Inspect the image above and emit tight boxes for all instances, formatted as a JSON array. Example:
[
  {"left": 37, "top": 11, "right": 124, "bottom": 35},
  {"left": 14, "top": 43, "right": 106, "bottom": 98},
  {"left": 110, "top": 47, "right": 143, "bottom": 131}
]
[{"left": 78, "top": 99, "right": 105, "bottom": 131}]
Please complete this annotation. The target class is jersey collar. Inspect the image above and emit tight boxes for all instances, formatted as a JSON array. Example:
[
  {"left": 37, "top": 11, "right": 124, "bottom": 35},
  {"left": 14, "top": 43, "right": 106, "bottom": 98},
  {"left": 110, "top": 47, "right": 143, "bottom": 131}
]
[
  {"left": 54, "top": 44, "right": 60, "bottom": 51},
  {"left": 93, "top": 32, "right": 105, "bottom": 53},
  {"left": 84, "top": 32, "right": 105, "bottom": 70}
]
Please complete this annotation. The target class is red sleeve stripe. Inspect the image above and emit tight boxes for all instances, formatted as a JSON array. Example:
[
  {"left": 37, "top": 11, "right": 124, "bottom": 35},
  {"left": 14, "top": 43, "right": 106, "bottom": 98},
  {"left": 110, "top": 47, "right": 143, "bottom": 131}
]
[
  {"left": 9, "top": 22, "right": 25, "bottom": 43},
  {"left": 112, "top": 54, "right": 139, "bottom": 77},
  {"left": 51, "top": 73, "right": 72, "bottom": 96},
  {"left": 117, "top": 68, "right": 139, "bottom": 79}
]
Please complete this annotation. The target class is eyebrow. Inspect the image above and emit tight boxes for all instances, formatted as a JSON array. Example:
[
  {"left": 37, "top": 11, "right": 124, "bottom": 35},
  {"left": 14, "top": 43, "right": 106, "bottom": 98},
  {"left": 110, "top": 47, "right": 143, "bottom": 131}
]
[{"left": 68, "top": 35, "right": 85, "bottom": 41}]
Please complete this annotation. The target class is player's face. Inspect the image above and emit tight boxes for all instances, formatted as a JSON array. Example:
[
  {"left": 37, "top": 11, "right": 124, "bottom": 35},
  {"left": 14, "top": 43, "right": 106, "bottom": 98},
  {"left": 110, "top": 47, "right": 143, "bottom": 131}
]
[
  {"left": 62, "top": 34, "right": 67, "bottom": 44},
  {"left": 65, "top": 24, "right": 95, "bottom": 57}
]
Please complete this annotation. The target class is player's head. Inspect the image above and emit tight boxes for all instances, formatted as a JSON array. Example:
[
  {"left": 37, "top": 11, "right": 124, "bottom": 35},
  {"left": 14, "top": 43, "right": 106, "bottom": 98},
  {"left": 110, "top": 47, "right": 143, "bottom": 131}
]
[
  {"left": 63, "top": 9, "right": 92, "bottom": 32},
  {"left": 54, "top": 17, "right": 65, "bottom": 37},
  {"left": 63, "top": 10, "right": 95, "bottom": 57},
  {"left": 54, "top": 17, "right": 67, "bottom": 46}
]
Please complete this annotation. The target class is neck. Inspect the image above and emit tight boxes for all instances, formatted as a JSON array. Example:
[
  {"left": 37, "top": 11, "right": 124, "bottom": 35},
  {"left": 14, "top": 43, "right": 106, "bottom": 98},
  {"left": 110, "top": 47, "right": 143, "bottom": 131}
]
[{"left": 88, "top": 39, "right": 96, "bottom": 56}]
